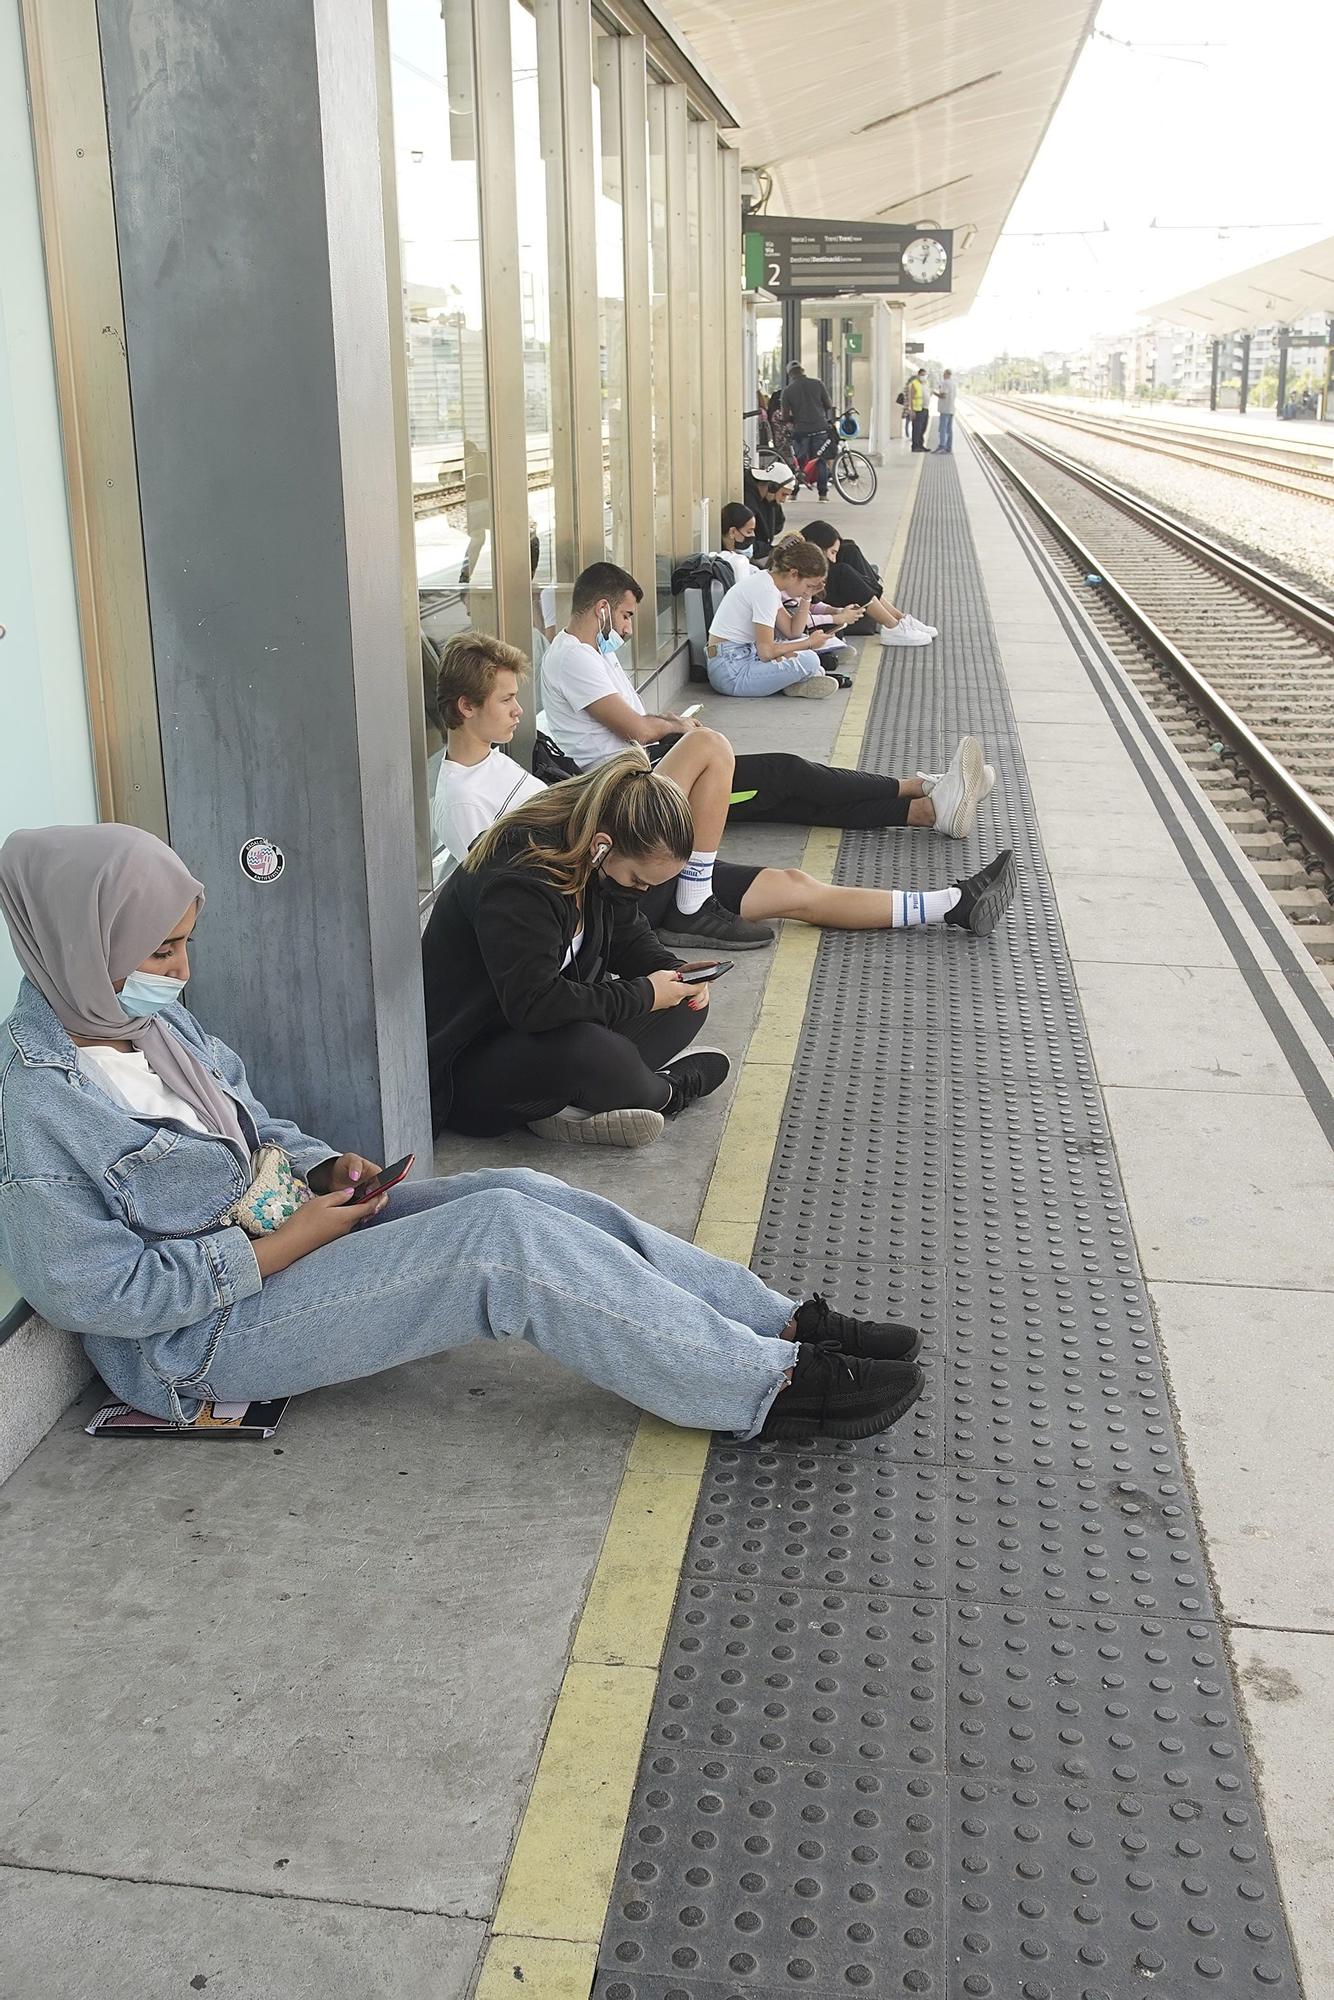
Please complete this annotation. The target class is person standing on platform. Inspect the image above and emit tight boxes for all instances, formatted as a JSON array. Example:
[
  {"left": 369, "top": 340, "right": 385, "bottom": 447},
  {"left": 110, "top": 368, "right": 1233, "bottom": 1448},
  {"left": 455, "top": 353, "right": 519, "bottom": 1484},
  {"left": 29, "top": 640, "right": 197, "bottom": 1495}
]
[
  {"left": 781, "top": 363, "right": 835, "bottom": 501},
  {"left": 907, "top": 368, "right": 929, "bottom": 452},
  {"left": 934, "top": 370, "right": 957, "bottom": 454}
]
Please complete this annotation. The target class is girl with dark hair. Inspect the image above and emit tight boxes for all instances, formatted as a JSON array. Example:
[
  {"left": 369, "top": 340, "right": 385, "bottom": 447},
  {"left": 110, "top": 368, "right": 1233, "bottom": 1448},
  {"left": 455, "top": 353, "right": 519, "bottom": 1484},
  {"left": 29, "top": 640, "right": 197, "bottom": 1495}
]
[{"left": 801, "top": 520, "right": 937, "bottom": 648}]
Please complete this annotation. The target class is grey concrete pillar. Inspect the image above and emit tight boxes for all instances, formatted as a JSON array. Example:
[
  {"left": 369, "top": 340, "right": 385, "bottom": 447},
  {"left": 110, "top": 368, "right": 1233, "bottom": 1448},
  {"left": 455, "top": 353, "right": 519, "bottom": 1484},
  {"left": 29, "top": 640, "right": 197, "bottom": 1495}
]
[{"left": 95, "top": 0, "right": 431, "bottom": 1165}]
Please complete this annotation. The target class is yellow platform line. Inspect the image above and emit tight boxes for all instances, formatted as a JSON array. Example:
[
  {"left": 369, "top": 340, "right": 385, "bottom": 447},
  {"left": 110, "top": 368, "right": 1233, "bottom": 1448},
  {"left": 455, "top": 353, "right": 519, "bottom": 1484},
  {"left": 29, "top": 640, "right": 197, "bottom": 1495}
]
[{"left": 475, "top": 461, "right": 924, "bottom": 1999}]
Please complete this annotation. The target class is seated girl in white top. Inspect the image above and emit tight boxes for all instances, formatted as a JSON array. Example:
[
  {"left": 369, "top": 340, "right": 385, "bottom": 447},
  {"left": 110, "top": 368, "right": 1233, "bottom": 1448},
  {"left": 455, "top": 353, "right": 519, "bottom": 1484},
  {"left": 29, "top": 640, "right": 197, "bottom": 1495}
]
[{"left": 707, "top": 538, "right": 856, "bottom": 701}]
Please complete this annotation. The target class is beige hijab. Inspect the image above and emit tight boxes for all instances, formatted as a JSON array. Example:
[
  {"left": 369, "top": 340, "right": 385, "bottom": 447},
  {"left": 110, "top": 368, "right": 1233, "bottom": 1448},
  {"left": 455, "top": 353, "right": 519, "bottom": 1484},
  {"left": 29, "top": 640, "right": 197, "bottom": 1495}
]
[{"left": 0, "top": 823, "right": 248, "bottom": 1153}]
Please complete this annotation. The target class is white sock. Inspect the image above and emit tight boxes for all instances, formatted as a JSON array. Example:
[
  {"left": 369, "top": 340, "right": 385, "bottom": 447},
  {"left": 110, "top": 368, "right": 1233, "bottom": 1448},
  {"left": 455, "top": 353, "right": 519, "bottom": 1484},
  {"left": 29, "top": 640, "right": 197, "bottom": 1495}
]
[
  {"left": 891, "top": 886, "right": 961, "bottom": 928},
  {"left": 675, "top": 850, "right": 717, "bottom": 916}
]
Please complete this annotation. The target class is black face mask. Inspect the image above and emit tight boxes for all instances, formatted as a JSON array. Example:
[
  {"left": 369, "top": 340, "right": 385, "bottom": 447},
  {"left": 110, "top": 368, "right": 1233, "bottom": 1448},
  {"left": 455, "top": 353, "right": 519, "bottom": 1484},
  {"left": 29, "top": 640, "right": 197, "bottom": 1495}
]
[
  {"left": 593, "top": 856, "right": 644, "bottom": 903},
  {"left": 734, "top": 536, "right": 754, "bottom": 551}
]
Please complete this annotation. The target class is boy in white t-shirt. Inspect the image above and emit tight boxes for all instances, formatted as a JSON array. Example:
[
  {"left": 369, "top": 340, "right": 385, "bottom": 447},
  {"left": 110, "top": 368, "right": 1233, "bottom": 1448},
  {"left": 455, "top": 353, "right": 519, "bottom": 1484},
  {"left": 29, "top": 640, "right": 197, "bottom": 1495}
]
[
  {"left": 541, "top": 561, "right": 1001, "bottom": 844},
  {"left": 431, "top": 631, "right": 1018, "bottom": 943}
]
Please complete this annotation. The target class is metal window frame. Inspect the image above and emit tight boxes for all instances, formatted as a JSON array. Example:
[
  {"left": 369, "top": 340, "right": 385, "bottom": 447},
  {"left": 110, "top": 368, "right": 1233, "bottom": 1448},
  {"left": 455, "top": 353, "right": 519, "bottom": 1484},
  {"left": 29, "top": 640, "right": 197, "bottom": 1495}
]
[
  {"left": 18, "top": 0, "right": 165, "bottom": 836},
  {"left": 536, "top": 0, "right": 601, "bottom": 583},
  {"left": 616, "top": 31, "right": 656, "bottom": 647},
  {"left": 694, "top": 122, "right": 723, "bottom": 547},
  {"left": 473, "top": 0, "right": 541, "bottom": 666}
]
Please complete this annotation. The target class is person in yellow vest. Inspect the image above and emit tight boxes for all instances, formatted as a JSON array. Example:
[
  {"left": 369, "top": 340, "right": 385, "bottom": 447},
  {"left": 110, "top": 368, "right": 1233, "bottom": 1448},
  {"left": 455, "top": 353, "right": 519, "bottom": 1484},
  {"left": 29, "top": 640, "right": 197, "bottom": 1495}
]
[{"left": 907, "top": 368, "right": 929, "bottom": 453}]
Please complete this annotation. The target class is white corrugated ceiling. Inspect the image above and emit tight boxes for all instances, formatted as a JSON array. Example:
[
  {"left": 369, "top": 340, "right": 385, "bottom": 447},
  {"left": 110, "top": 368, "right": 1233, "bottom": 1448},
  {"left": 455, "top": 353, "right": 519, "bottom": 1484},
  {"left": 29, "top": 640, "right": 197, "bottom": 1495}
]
[
  {"left": 1150, "top": 235, "right": 1334, "bottom": 338},
  {"left": 670, "top": 0, "right": 1097, "bottom": 327}
]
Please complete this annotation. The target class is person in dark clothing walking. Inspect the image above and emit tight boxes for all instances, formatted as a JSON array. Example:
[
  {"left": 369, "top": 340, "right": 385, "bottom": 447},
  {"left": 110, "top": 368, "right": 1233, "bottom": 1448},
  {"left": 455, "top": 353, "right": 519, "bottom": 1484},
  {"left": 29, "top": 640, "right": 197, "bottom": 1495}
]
[{"left": 781, "top": 364, "right": 835, "bottom": 500}]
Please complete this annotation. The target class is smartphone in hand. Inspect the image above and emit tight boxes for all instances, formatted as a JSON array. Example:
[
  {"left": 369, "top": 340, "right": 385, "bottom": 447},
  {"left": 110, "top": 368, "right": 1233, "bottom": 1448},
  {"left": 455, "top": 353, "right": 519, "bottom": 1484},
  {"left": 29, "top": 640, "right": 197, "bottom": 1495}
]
[
  {"left": 676, "top": 961, "right": 734, "bottom": 985},
  {"left": 349, "top": 1153, "right": 416, "bottom": 1204}
]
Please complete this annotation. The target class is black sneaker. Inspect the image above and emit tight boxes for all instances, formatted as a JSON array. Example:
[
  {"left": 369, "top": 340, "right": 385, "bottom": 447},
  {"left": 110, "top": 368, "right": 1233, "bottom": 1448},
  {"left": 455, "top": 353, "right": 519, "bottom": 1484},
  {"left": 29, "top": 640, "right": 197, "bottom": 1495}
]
[
  {"left": 944, "top": 849, "right": 1017, "bottom": 938},
  {"left": 793, "top": 1293, "right": 922, "bottom": 1363},
  {"left": 761, "top": 1341, "right": 923, "bottom": 1442},
  {"left": 823, "top": 669, "right": 853, "bottom": 689},
  {"left": 660, "top": 1047, "right": 730, "bottom": 1118},
  {"left": 657, "top": 895, "right": 774, "bottom": 952}
]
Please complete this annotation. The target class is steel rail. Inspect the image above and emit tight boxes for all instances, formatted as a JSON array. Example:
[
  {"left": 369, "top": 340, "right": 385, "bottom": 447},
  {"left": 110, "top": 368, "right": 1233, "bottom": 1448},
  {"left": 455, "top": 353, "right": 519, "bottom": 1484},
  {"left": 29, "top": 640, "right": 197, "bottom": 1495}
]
[
  {"left": 975, "top": 428, "right": 1334, "bottom": 874},
  {"left": 982, "top": 394, "right": 1334, "bottom": 504}
]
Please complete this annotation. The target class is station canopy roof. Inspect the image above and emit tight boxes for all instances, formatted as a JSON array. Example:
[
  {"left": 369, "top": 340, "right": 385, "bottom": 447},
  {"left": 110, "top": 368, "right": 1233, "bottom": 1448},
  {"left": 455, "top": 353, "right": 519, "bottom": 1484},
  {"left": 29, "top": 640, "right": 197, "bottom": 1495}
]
[
  {"left": 669, "top": 0, "right": 1098, "bottom": 328},
  {"left": 1149, "top": 235, "right": 1334, "bottom": 338}
]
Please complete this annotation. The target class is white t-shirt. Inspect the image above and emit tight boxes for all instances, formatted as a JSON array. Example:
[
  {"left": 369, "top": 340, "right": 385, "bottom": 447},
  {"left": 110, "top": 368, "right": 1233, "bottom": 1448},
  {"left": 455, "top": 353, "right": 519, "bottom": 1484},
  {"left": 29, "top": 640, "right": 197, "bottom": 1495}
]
[
  {"left": 79, "top": 1045, "right": 209, "bottom": 1133},
  {"left": 433, "top": 747, "right": 546, "bottom": 879},
  {"left": 936, "top": 380, "right": 957, "bottom": 413},
  {"left": 716, "top": 549, "right": 753, "bottom": 583},
  {"left": 539, "top": 584, "right": 557, "bottom": 631},
  {"left": 541, "top": 627, "right": 646, "bottom": 771},
  {"left": 709, "top": 565, "right": 785, "bottom": 647}
]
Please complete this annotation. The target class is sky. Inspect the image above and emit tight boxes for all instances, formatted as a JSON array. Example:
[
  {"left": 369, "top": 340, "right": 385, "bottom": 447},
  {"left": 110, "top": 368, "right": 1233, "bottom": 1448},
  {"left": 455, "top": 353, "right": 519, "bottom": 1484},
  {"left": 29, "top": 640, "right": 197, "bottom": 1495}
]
[{"left": 935, "top": 0, "right": 1333, "bottom": 367}]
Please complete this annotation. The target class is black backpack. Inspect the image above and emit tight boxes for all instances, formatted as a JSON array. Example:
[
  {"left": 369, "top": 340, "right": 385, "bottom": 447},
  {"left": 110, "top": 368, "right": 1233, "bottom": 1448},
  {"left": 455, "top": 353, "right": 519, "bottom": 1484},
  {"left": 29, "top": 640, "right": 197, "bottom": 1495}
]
[{"left": 672, "top": 555, "right": 738, "bottom": 681}]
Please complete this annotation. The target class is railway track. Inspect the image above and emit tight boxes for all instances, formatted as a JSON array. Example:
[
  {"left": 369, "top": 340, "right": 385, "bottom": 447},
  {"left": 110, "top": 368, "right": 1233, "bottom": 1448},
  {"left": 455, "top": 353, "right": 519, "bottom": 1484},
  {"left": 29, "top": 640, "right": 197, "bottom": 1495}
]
[
  {"left": 972, "top": 423, "right": 1334, "bottom": 977},
  {"left": 984, "top": 393, "right": 1334, "bottom": 505}
]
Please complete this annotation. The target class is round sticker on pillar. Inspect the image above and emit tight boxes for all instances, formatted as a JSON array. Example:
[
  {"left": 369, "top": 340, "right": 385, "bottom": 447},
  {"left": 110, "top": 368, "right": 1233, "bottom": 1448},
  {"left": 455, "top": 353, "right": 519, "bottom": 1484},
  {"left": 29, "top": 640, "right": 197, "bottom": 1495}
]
[{"left": 239, "top": 837, "right": 285, "bottom": 885}]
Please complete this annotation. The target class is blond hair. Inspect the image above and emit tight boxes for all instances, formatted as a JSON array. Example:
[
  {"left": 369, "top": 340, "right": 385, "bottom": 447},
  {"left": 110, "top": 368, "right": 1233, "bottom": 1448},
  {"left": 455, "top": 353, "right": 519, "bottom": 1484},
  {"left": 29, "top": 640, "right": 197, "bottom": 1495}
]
[
  {"left": 464, "top": 751, "right": 694, "bottom": 897},
  {"left": 437, "top": 631, "right": 528, "bottom": 730}
]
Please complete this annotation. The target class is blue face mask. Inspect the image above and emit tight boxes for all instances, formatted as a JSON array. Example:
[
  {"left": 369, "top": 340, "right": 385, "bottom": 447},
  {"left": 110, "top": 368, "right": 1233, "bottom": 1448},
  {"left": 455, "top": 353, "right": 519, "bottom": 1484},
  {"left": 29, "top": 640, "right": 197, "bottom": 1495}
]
[
  {"left": 118, "top": 969, "right": 186, "bottom": 1020},
  {"left": 596, "top": 609, "right": 625, "bottom": 657}
]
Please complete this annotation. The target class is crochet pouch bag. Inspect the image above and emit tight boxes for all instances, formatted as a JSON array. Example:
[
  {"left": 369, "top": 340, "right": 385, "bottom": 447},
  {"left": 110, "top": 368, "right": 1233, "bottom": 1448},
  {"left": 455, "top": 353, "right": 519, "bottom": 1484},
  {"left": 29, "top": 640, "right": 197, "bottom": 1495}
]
[{"left": 218, "top": 1144, "right": 313, "bottom": 1237}]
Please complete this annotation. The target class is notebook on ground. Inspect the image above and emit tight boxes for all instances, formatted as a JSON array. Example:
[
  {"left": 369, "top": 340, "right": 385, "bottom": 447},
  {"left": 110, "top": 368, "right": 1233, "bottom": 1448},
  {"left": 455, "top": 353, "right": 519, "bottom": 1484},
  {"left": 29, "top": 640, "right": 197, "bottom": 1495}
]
[{"left": 85, "top": 1398, "right": 289, "bottom": 1439}]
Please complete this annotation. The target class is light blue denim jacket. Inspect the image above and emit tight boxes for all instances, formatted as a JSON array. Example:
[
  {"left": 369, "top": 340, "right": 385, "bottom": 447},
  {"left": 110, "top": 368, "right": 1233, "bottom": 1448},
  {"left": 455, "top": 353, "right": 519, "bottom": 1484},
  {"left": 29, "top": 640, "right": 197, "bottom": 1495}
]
[{"left": 0, "top": 980, "right": 334, "bottom": 1395}]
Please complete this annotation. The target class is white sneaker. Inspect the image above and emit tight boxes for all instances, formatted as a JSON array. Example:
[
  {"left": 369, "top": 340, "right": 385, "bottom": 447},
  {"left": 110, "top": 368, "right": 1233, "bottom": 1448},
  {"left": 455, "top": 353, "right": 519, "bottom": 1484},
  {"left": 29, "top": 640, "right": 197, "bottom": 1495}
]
[
  {"left": 528, "top": 1105, "right": 665, "bottom": 1148},
  {"left": 899, "top": 615, "right": 938, "bottom": 639},
  {"left": 781, "top": 674, "right": 838, "bottom": 698},
  {"left": 880, "top": 622, "right": 933, "bottom": 648},
  {"left": 928, "top": 735, "right": 987, "bottom": 838},
  {"left": 919, "top": 761, "right": 996, "bottom": 799}
]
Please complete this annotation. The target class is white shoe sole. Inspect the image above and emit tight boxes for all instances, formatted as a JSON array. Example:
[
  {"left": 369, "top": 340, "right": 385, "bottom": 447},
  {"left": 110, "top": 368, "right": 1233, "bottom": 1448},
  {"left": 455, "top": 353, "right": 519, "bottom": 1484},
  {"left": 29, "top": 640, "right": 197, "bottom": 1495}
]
[
  {"left": 781, "top": 676, "right": 838, "bottom": 697},
  {"left": 528, "top": 1107, "right": 665, "bottom": 1148},
  {"left": 932, "top": 735, "right": 986, "bottom": 839}
]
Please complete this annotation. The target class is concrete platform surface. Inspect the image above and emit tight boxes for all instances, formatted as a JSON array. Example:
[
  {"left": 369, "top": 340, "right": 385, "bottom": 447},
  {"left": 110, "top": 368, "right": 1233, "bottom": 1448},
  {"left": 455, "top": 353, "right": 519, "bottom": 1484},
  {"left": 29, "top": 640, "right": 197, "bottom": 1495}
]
[{"left": 0, "top": 468, "right": 921, "bottom": 1996}]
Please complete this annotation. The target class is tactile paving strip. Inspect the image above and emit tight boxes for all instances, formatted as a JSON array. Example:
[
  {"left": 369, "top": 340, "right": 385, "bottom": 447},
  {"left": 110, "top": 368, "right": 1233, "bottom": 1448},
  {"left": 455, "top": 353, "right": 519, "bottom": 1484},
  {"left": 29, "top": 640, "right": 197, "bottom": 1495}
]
[{"left": 596, "top": 461, "right": 1300, "bottom": 1994}]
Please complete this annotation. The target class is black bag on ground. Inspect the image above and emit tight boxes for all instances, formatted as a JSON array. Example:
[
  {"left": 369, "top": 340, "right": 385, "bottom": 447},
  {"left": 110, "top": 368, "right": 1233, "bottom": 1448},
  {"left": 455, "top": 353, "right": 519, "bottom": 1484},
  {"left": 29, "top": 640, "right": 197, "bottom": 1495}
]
[{"left": 671, "top": 555, "right": 737, "bottom": 681}]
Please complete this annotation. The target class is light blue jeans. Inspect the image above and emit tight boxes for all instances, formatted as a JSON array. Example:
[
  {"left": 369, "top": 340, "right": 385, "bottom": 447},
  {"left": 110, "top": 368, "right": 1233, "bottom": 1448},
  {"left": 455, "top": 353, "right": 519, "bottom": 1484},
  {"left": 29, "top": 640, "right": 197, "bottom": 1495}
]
[
  {"left": 708, "top": 640, "right": 826, "bottom": 699},
  {"left": 936, "top": 410, "right": 954, "bottom": 453},
  {"left": 93, "top": 1170, "right": 796, "bottom": 1439}
]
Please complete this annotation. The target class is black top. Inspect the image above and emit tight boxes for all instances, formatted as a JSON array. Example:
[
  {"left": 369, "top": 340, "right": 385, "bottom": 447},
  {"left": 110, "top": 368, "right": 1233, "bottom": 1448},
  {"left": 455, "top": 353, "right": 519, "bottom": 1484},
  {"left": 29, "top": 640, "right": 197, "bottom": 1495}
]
[
  {"left": 421, "top": 829, "right": 682, "bottom": 1128},
  {"left": 781, "top": 375, "right": 833, "bottom": 430},
  {"left": 743, "top": 469, "right": 786, "bottom": 560}
]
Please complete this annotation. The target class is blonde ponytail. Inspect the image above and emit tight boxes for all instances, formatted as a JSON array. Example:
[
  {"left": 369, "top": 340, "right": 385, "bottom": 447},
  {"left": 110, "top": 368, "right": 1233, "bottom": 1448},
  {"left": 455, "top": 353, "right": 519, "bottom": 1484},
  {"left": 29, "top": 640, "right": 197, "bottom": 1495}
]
[{"left": 464, "top": 750, "right": 694, "bottom": 896}]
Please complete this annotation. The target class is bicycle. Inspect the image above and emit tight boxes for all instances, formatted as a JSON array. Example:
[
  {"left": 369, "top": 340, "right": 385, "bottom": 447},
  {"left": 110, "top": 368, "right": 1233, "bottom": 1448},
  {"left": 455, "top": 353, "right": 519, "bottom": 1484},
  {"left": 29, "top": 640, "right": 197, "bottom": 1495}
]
[{"left": 789, "top": 406, "right": 878, "bottom": 506}]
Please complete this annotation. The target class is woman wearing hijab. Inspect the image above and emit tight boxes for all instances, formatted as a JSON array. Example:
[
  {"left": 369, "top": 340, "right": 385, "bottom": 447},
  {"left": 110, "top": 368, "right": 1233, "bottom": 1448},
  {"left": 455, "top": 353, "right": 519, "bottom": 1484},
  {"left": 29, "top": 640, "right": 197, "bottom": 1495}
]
[{"left": 0, "top": 823, "right": 923, "bottom": 1439}]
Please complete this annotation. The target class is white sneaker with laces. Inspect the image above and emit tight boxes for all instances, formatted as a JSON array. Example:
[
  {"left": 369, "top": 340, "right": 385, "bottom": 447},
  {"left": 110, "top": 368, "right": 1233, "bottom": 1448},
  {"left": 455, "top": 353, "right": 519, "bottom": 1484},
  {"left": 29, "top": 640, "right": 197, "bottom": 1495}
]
[
  {"left": 920, "top": 761, "right": 996, "bottom": 799},
  {"left": 880, "top": 622, "right": 933, "bottom": 647},
  {"left": 928, "top": 735, "right": 987, "bottom": 838}
]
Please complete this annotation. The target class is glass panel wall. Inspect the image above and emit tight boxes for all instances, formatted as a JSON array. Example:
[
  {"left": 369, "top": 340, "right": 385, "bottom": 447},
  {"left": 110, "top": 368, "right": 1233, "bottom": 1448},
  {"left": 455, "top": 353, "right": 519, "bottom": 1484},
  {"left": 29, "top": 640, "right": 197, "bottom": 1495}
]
[
  {"left": 387, "top": 0, "right": 492, "bottom": 881},
  {"left": 646, "top": 77, "right": 674, "bottom": 651},
  {"left": 593, "top": 24, "right": 630, "bottom": 570},
  {"left": 510, "top": 0, "right": 556, "bottom": 650},
  {"left": 1, "top": 3, "right": 101, "bottom": 1332}
]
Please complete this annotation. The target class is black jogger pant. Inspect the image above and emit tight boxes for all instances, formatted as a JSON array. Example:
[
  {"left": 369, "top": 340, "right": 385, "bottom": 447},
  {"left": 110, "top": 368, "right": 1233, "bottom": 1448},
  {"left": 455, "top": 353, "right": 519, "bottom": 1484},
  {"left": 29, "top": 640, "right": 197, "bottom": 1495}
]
[
  {"left": 728, "top": 751, "right": 909, "bottom": 829},
  {"left": 445, "top": 1002, "right": 704, "bottom": 1138}
]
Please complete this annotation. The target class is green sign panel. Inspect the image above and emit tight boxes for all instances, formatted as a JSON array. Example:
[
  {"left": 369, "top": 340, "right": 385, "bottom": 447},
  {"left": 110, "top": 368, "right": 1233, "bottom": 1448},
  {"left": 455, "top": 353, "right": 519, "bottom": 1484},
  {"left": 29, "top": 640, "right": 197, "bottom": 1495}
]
[{"left": 846, "top": 332, "right": 863, "bottom": 354}]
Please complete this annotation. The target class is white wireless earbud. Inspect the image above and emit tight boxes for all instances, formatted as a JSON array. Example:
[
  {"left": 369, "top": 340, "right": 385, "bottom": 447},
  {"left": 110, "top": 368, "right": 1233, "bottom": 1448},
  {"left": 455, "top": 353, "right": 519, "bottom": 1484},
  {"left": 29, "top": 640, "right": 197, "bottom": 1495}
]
[{"left": 594, "top": 840, "right": 611, "bottom": 864}]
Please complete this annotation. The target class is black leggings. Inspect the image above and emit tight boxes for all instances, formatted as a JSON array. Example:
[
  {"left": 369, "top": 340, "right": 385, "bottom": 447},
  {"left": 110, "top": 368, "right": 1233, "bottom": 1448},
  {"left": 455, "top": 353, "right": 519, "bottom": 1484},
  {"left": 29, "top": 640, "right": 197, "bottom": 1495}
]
[
  {"left": 445, "top": 1003, "right": 704, "bottom": 1138},
  {"left": 729, "top": 751, "right": 909, "bottom": 828}
]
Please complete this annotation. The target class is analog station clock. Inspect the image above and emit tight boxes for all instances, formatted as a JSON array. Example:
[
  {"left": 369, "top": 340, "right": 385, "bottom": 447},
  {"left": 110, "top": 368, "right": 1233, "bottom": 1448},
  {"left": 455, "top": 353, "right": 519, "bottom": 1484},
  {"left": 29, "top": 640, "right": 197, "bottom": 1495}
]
[{"left": 902, "top": 235, "right": 950, "bottom": 285}]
